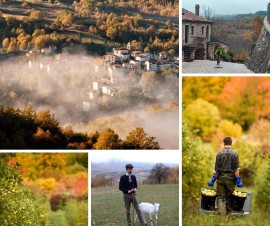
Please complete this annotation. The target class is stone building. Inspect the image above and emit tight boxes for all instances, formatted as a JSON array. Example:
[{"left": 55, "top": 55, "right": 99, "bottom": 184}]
[
  {"left": 245, "top": 3, "right": 270, "bottom": 73},
  {"left": 182, "top": 5, "right": 214, "bottom": 60}
]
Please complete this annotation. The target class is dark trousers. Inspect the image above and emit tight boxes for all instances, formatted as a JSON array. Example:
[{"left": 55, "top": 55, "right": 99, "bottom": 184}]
[
  {"left": 217, "top": 174, "right": 235, "bottom": 212},
  {"left": 124, "top": 193, "right": 145, "bottom": 225},
  {"left": 216, "top": 56, "right": 221, "bottom": 65}
]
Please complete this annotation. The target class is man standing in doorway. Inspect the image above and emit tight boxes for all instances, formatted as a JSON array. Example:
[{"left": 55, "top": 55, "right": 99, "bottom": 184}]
[
  {"left": 215, "top": 46, "right": 223, "bottom": 65},
  {"left": 208, "top": 137, "right": 243, "bottom": 215},
  {"left": 119, "top": 164, "right": 147, "bottom": 226}
]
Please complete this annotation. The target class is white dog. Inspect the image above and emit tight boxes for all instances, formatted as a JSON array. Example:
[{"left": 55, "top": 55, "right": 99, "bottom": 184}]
[{"left": 135, "top": 202, "right": 160, "bottom": 226}]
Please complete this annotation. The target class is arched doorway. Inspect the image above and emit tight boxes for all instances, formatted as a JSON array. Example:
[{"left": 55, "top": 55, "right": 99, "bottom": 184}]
[{"left": 194, "top": 48, "right": 205, "bottom": 60}]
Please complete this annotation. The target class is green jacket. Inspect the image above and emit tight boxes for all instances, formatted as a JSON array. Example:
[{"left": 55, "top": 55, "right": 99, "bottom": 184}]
[{"left": 215, "top": 48, "right": 223, "bottom": 56}]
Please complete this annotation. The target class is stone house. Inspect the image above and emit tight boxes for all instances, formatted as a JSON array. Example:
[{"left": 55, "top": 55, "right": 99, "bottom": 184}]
[
  {"left": 182, "top": 5, "right": 214, "bottom": 60},
  {"left": 41, "top": 46, "right": 57, "bottom": 55},
  {"left": 104, "top": 53, "right": 117, "bottom": 63},
  {"left": 159, "top": 51, "right": 168, "bottom": 60},
  {"left": 145, "top": 60, "right": 158, "bottom": 72},
  {"left": 113, "top": 47, "right": 130, "bottom": 61}
]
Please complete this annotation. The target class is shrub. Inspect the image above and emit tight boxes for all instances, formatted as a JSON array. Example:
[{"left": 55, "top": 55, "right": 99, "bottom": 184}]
[
  {"left": 182, "top": 120, "right": 213, "bottom": 203},
  {"left": 218, "top": 119, "right": 242, "bottom": 138},
  {"left": 233, "top": 139, "right": 262, "bottom": 186},
  {"left": 254, "top": 153, "right": 270, "bottom": 210},
  {"left": 48, "top": 210, "right": 68, "bottom": 226},
  {"left": 65, "top": 199, "right": 88, "bottom": 226},
  {"left": 50, "top": 194, "right": 67, "bottom": 211},
  {"left": 0, "top": 154, "right": 46, "bottom": 225}
]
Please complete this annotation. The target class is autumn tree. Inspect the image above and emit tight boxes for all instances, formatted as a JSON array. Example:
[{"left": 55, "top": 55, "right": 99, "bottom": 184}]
[
  {"left": 7, "top": 39, "right": 17, "bottom": 53},
  {"left": 29, "top": 9, "right": 42, "bottom": 20},
  {"left": 249, "top": 119, "right": 270, "bottom": 153},
  {"left": 218, "top": 120, "right": 242, "bottom": 138},
  {"left": 93, "top": 128, "right": 122, "bottom": 149},
  {"left": 218, "top": 77, "right": 270, "bottom": 130},
  {"left": 183, "top": 98, "right": 221, "bottom": 141},
  {"left": 106, "top": 27, "right": 117, "bottom": 39},
  {"left": 34, "top": 35, "right": 46, "bottom": 50},
  {"left": 55, "top": 10, "right": 74, "bottom": 27},
  {"left": 2, "top": 38, "right": 9, "bottom": 50},
  {"left": 15, "top": 153, "right": 68, "bottom": 180},
  {"left": 182, "top": 76, "right": 228, "bottom": 106},
  {"left": 124, "top": 128, "right": 160, "bottom": 149}
]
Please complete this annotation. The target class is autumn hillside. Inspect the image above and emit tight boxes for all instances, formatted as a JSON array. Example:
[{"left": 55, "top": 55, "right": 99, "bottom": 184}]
[{"left": 0, "top": 0, "right": 179, "bottom": 56}]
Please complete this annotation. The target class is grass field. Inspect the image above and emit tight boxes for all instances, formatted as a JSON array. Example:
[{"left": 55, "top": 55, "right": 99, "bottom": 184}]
[
  {"left": 92, "top": 184, "right": 179, "bottom": 226},
  {"left": 183, "top": 187, "right": 270, "bottom": 226}
]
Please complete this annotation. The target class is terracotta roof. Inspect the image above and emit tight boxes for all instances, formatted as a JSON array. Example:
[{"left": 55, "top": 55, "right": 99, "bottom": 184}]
[
  {"left": 182, "top": 8, "right": 214, "bottom": 23},
  {"left": 160, "top": 51, "right": 167, "bottom": 55}
]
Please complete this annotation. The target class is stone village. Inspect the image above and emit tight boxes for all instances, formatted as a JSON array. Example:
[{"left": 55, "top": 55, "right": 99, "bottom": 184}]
[{"left": 0, "top": 42, "right": 179, "bottom": 112}]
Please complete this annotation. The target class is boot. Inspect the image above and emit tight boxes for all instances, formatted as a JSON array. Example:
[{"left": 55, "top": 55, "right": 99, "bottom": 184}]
[{"left": 217, "top": 199, "right": 226, "bottom": 215}]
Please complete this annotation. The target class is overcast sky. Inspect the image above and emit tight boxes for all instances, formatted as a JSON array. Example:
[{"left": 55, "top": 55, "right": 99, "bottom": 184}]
[
  {"left": 183, "top": 0, "right": 268, "bottom": 15},
  {"left": 91, "top": 150, "right": 180, "bottom": 164}
]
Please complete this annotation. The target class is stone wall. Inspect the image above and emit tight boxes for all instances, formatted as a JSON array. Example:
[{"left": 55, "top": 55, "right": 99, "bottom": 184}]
[
  {"left": 182, "top": 22, "right": 212, "bottom": 45},
  {"left": 245, "top": 17, "right": 270, "bottom": 73},
  {"left": 208, "top": 42, "right": 229, "bottom": 60}
]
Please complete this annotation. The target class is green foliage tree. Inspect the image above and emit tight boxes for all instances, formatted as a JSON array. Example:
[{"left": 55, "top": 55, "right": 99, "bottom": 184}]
[
  {"left": 182, "top": 120, "right": 213, "bottom": 202},
  {"left": 124, "top": 127, "right": 160, "bottom": 149},
  {"left": 183, "top": 98, "right": 221, "bottom": 141},
  {"left": 0, "top": 154, "right": 46, "bottom": 225},
  {"left": 254, "top": 153, "right": 270, "bottom": 211}
]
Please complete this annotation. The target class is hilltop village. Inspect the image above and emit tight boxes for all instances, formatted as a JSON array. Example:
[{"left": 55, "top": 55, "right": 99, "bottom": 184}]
[{"left": 0, "top": 43, "right": 179, "bottom": 112}]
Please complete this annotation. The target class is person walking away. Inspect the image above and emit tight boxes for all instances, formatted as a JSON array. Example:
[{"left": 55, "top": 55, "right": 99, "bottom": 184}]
[
  {"left": 215, "top": 46, "right": 223, "bottom": 65},
  {"left": 208, "top": 137, "right": 243, "bottom": 215},
  {"left": 119, "top": 164, "right": 147, "bottom": 226}
]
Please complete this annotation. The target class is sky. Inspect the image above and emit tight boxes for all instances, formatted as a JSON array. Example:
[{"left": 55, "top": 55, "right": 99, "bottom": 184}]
[
  {"left": 91, "top": 150, "right": 180, "bottom": 164},
  {"left": 183, "top": 0, "right": 268, "bottom": 15}
]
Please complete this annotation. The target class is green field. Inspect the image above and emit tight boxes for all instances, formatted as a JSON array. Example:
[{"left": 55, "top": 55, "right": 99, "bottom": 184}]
[{"left": 92, "top": 184, "right": 179, "bottom": 226}]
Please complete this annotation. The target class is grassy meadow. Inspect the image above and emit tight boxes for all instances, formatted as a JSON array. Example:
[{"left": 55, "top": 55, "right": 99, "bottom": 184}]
[
  {"left": 183, "top": 186, "right": 270, "bottom": 226},
  {"left": 92, "top": 184, "right": 179, "bottom": 226}
]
